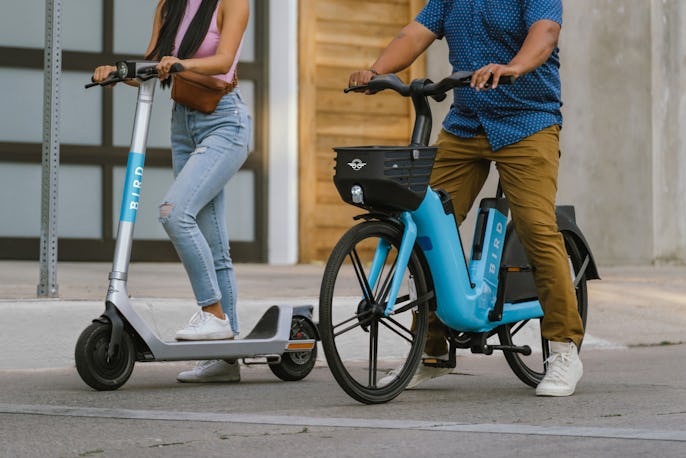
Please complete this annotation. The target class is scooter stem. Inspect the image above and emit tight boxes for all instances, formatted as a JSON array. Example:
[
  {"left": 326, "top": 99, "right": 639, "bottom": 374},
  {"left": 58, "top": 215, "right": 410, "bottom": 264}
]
[{"left": 111, "top": 79, "right": 156, "bottom": 278}]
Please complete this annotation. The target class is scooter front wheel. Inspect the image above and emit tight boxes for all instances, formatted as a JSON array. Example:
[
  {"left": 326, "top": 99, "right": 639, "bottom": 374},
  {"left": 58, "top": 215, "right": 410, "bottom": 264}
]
[{"left": 75, "top": 322, "right": 135, "bottom": 391}]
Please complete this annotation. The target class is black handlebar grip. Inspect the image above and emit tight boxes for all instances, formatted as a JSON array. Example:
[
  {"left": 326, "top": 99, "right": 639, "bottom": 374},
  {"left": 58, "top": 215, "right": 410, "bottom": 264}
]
[
  {"left": 170, "top": 63, "right": 185, "bottom": 73},
  {"left": 497, "top": 75, "right": 515, "bottom": 85}
]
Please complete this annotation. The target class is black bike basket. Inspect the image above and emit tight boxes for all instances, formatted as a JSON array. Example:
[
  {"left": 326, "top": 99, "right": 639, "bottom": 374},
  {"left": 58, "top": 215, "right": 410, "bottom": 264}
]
[{"left": 333, "top": 146, "right": 437, "bottom": 212}]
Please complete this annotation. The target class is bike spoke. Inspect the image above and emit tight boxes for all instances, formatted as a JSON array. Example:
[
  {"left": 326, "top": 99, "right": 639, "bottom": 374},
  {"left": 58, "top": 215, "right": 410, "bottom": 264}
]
[
  {"left": 332, "top": 309, "right": 371, "bottom": 330},
  {"left": 541, "top": 319, "right": 550, "bottom": 370},
  {"left": 368, "top": 320, "right": 379, "bottom": 387},
  {"left": 509, "top": 319, "right": 530, "bottom": 337},
  {"left": 375, "top": 255, "right": 398, "bottom": 309},
  {"left": 333, "top": 313, "right": 374, "bottom": 338},
  {"left": 379, "top": 316, "right": 415, "bottom": 344},
  {"left": 393, "top": 291, "right": 434, "bottom": 315},
  {"left": 350, "top": 249, "right": 375, "bottom": 303},
  {"left": 573, "top": 255, "right": 589, "bottom": 288}
]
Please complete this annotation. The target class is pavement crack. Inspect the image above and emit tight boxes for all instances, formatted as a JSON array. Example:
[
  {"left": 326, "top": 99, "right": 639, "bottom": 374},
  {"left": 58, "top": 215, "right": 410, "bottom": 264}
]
[
  {"left": 148, "top": 441, "right": 190, "bottom": 448},
  {"left": 217, "top": 427, "right": 310, "bottom": 439}
]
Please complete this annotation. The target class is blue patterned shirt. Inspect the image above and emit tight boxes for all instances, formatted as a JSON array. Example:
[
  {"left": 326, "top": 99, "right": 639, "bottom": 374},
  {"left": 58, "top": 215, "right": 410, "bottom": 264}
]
[{"left": 416, "top": 0, "right": 563, "bottom": 150}]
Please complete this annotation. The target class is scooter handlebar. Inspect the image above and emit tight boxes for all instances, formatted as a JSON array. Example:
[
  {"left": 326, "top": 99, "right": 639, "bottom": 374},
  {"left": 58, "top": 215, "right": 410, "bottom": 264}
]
[{"left": 85, "top": 61, "right": 186, "bottom": 89}]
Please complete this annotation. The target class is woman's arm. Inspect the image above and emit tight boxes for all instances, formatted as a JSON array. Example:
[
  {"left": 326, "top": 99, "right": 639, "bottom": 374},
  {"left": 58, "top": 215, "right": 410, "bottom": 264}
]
[
  {"left": 144, "top": 0, "right": 166, "bottom": 58},
  {"left": 156, "top": 0, "right": 249, "bottom": 78},
  {"left": 92, "top": 0, "right": 165, "bottom": 85}
]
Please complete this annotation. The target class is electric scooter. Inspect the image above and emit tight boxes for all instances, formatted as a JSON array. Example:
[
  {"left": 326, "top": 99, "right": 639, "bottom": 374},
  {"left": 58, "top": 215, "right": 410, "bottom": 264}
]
[{"left": 75, "top": 60, "right": 318, "bottom": 391}]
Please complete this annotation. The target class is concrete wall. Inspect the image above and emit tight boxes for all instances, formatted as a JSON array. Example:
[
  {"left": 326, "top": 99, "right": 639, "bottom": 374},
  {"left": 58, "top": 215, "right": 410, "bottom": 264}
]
[
  {"left": 651, "top": 0, "right": 686, "bottom": 264},
  {"left": 426, "top": 0, "right": 686, "bottom": 266}
]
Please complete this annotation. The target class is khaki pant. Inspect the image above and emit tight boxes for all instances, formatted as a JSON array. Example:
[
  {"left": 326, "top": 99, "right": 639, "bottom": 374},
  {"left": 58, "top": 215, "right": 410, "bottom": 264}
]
[{"left": 423, "top": 125, "right": 585, "bottom": 356}]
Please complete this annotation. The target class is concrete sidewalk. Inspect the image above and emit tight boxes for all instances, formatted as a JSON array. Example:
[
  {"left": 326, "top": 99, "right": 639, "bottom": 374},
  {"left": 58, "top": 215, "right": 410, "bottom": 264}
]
[{"left": 1, "top": 261, "right": 685, "bottom": 370}]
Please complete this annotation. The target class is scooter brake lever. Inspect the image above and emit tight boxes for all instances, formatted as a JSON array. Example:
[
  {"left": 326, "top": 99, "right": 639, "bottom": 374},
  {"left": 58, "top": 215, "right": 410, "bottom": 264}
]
[{"left": 85, "top": 70, "right": 119, "bottom": 89}]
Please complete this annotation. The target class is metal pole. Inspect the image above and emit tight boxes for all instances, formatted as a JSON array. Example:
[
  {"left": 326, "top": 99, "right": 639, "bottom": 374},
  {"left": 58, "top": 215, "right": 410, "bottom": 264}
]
[{"left": 37, "top": 0, "right": 62, "bottom": 298}]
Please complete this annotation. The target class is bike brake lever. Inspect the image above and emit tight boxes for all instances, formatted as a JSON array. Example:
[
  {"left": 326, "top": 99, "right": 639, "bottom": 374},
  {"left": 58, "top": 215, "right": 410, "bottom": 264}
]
[{"left": 344, "top": 85, "right": 370, "bottom": 94}]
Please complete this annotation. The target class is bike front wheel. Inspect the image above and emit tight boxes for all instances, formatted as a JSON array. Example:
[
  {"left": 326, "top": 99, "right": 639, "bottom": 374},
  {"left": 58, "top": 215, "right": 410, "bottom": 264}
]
[
  {"left": 319, "top": 220, "right": 430, "bottom": 404},
  {"left": 498, "top": 233, "right": 589, "bottom": 387}
]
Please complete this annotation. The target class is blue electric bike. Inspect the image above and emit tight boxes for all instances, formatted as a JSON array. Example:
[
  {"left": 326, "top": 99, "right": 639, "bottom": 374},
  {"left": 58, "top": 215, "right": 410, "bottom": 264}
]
[{"left": 319, "top": 72, "right": 599, "bottom": 404}]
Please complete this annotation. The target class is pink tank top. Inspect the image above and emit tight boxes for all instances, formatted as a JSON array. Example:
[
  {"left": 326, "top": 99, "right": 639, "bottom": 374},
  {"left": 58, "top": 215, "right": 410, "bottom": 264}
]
[{"left": 173, "top": 0, "right": 241, "bottom": 83}]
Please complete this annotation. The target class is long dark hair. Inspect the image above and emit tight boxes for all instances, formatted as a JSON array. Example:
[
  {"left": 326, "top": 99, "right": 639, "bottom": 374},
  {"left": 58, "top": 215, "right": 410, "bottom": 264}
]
[{"left": 146, "top": 0, "right": 220, "bottom": 87}]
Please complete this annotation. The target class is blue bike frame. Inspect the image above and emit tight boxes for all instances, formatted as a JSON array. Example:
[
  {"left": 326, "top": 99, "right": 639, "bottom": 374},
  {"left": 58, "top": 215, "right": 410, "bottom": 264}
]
[{"left": 371, "top": 187, "right": 543, "bottom": 333}]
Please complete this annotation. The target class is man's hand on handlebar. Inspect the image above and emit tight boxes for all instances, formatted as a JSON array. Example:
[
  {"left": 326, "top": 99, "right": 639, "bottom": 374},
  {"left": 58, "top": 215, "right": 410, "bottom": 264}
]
[
  {"left": 348, "top": 69, "right": 378, "bottom": 94},
  {"left": 471, "top": 63, "right": 520, "bottom": 91}
]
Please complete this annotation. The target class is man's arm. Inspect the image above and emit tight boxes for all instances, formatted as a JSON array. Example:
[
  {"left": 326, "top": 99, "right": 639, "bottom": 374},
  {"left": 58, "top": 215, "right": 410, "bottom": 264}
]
[
  {"left": 472, "top": 19, "right": 561, "bottom": 90},
  {"left": 348, "top": 21, "right": 436, "bottom": 87}
]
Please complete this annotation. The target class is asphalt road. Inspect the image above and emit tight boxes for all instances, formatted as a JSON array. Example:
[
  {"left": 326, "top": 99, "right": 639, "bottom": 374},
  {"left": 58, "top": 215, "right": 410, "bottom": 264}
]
[{"left": 1, "top": 262, "right": 685, "bottom": 457}]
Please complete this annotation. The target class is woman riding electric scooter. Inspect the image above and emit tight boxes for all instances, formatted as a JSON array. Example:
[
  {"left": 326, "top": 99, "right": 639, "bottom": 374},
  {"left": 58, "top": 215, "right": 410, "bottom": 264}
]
[{"left": 93, "top": 0, "right": 250, "bottom": 383}]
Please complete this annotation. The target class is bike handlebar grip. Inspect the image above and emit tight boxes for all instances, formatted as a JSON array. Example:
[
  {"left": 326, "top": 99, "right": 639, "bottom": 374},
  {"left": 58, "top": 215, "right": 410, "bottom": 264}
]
[
  {"left": 366, "top": 73, "right": 410, "bottom": 96},
  {"left": 431, "top": 93, "right": 447, "bottom": 102},
  {"left": 497, "top": 75, "right": 515, "bottom": 85}
]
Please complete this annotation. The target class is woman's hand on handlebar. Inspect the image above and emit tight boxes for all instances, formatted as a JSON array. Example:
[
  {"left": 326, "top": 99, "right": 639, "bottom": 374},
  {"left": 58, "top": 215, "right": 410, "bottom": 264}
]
[
  {"left": 471, "top": 63, "right": 520, "bottom": 91},
  {"left": 92, "top": 65, "right": 117, "bottom": 84},
  {"left": 157, "top": 56, "right": 184, "bottom": 81}
]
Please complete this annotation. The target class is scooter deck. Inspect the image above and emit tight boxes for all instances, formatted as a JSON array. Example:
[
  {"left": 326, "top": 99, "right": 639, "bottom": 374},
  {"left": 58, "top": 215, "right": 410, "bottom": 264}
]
[{"left": 117, "top": 303, "right": 315, "bottom": 362}]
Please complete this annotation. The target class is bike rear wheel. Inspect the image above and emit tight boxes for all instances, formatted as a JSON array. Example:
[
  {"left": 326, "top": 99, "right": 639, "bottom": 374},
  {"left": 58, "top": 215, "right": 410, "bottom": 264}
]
[
  {"left": 319, "top": 220, "right": 430, "bottom": 404},
  {"left": 498, "top": 233, "right": 588, "bottom": 387}
]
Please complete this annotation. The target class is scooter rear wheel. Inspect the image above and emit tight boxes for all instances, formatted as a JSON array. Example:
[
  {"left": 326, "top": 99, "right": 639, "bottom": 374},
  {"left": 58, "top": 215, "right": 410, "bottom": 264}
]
[
  {"left": 269, "top": 317, "right": 318, "bottom": 381},
  {"left": 75, "top": 322, "right": 135, "bottom": 391}
]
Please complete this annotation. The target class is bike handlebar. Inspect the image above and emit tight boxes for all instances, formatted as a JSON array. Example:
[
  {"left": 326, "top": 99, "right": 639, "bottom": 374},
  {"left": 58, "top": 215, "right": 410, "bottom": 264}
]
[
  {"left": 85, "top": 60, "right": 185, "bottom": 89},
  {"left": 345, "top": 71, "right": 515, "bottom": 146},
  {"left": 345, "top": 71, "right": 515, "bottom": 101}
]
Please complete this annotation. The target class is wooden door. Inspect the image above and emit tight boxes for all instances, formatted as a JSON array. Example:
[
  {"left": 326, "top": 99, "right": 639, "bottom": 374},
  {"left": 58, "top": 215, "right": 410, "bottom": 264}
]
[{"left": 298, "top": 0, "right": 427, "bottom": 262}]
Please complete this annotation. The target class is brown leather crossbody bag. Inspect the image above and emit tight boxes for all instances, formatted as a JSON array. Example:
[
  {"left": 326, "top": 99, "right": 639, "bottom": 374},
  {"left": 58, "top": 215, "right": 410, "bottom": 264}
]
[{"left": 171, "top": 71, "right": 238, "bottom": 114}]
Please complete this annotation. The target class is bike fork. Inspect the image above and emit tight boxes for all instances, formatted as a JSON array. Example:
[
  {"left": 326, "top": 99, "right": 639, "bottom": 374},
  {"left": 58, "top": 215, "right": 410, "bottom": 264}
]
[{"left": 366, "top": 213, "right": 417, "bottom": 316}]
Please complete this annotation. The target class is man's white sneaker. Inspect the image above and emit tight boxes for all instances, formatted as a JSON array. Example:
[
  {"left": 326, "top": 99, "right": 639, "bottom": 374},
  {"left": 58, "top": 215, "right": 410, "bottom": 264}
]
[
  {"left": 175, "top": 310, "right": 234, "bottom": 341},
  {"left": 536, "top": 341, "right": 583, "bottom": 397},
  {"left": 379, "top": 354, "right": 452, "bottom": 389},
  {"left": 177, "top": 359, "right": 241, "bottom": 383}
]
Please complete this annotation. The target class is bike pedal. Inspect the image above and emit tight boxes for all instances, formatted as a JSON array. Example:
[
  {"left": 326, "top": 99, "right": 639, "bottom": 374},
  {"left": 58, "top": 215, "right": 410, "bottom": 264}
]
[{"left": 422, "top": 357, "right": 455, "bottom": 369}]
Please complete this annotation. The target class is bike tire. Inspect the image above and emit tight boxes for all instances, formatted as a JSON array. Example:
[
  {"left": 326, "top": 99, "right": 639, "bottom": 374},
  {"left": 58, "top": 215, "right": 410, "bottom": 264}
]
[
  {"left": 319, "top": 220, "right": 430, "bottom": 404},
  {"left": 498, "top": 233, "right": 588, "bottom": 387}
]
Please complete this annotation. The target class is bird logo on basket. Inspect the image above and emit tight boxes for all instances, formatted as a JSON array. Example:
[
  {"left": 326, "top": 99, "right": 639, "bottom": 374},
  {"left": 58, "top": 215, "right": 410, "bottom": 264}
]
[{"left": 347, "top": 158, "right": 366, "bottom": 171}]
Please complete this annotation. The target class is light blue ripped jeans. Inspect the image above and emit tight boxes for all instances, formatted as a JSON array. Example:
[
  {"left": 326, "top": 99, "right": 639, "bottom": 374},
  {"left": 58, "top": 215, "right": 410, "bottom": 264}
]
[{"left": 159, "top": 90, "right": 251, "bottom": 334}]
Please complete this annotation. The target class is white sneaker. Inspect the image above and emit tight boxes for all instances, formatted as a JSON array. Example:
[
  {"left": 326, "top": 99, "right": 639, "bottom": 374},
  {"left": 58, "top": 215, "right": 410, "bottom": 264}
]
[
  {"left": 536, "top": 341, "right": 583, "bottom": 397},
  {"left": 379, "top": 354, "right": 452, "bottom": 389},
  {"left": 175, "top": 310, "right": 234, "bottom": 341},
  {"left": 177, "top": 359, "right": 241, "bottom": 383}
]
